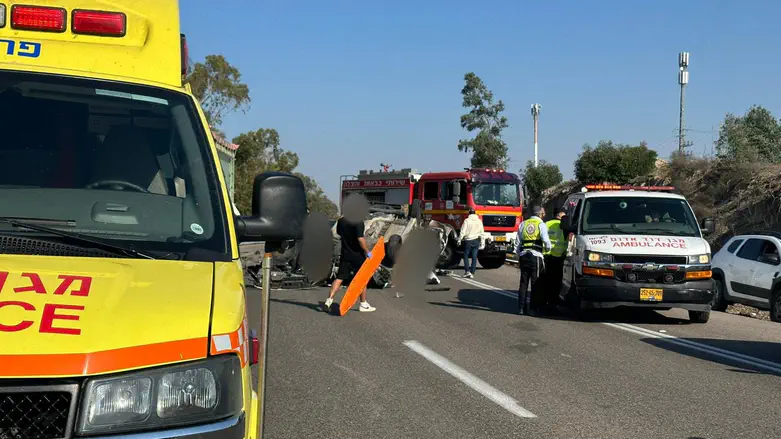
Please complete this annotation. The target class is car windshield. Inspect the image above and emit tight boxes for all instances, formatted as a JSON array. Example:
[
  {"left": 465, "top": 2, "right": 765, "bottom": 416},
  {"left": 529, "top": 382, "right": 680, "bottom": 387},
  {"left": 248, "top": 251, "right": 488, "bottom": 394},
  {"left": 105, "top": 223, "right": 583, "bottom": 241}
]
[
  {"left": 0, "top": 71, "right": 229, "bottom": 260},
  {"left": 581, "top": 196, "right": 700, "bottom": 237},
  {"left": 472, "top": 183, "right": 521, "bottom": 207}
]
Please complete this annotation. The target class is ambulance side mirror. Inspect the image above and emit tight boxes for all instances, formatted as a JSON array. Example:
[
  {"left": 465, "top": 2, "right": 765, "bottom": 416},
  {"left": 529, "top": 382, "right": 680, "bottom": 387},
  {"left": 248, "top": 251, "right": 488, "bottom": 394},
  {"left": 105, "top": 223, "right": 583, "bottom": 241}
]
[
  {"left": 560, "top": 215, "right": 574, "bottom": 234},
  {"left": 235, "top": 172, "right": 308, "bottom": 245}
]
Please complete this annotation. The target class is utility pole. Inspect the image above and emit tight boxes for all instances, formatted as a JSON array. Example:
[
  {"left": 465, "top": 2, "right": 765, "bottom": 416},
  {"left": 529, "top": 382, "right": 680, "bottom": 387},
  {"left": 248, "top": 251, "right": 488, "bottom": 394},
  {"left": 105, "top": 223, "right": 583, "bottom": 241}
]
[
  {"left": 678, "top": 52, "right": 692, "bottom": 154},
  {"left": 531, "top": 103, "right": 541, "bottom": 167}
]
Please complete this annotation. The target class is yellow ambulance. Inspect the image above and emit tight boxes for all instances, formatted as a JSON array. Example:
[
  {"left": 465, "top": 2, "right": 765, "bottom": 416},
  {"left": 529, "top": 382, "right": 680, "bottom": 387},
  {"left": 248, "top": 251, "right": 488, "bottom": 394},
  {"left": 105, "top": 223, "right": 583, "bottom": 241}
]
[{"left": 0, "top": 1, "right": 306, "bottom": 438}]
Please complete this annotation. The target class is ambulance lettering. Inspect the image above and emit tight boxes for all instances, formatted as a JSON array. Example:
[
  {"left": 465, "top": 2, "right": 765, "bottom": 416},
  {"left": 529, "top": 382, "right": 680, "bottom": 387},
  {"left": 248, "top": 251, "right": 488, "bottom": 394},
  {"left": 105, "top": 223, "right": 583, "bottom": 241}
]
[
  {"left": 610, "top": 237, "right": 688, "bottom": 249},
  {"left": 0, "top": 39, "right": 42, "bottom": 58},
  {"left": 0, "top": 272, "right": 93, "bottom": 335}
]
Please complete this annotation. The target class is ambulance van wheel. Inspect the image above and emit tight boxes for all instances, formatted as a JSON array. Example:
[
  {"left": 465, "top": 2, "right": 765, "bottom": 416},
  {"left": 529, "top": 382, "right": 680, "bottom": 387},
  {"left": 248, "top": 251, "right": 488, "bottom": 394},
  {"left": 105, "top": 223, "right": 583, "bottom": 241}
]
[
  {"left": 478, "top": 255, "right": 505, "bottom": 269},
  {"left": 565, "top": 280, "right": 585, "bottom": 319},
  {"left": 688, "top": 310, "right": 711, "bottom": 324}
]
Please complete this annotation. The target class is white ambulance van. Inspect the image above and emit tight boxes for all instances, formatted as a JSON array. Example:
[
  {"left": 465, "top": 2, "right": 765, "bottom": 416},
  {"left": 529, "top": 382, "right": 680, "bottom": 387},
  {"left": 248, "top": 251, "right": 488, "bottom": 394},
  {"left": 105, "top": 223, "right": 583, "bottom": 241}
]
[{"left": 558, "top": 185, "right": 716, "bottom": 323}]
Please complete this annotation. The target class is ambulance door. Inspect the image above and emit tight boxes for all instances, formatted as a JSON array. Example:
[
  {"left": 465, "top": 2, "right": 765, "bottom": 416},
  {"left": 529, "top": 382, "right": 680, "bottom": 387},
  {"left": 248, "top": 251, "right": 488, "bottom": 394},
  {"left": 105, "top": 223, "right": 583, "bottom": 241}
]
[{"left": 560, "top": 195, "right": 583, "bottom": 299}]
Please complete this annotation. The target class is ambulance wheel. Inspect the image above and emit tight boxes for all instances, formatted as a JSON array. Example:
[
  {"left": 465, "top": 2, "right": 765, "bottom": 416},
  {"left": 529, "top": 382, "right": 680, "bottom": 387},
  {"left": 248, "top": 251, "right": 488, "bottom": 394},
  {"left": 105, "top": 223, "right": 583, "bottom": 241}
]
[
  {"left": 478, "top": 255, "right": 505, "bottom": 269},
  {"left": 688, "top": 310, "right": 710, "bottom": 324},
  {"left": 565, "top": 281, "right": 586, "bottom": 319}
]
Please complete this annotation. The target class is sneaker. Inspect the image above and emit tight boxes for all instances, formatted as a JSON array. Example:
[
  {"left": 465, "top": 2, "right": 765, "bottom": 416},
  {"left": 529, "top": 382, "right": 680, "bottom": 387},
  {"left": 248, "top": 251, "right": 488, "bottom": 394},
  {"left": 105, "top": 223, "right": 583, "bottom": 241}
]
[
  {"left": 359, "top": 302, "right": 376, "bottom": 312},
  {"left": 321, "top": 297, "right": 334, "bottom": 313},
  {"left": 464, "top": 273, "right": 474, "bottom": 279}
]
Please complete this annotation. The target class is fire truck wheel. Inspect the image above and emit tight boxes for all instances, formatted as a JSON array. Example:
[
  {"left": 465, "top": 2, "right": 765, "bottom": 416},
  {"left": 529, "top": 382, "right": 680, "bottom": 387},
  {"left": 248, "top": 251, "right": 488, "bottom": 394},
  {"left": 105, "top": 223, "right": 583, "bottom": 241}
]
[{"left": 478, "top": 255, "right": 505, "bottom": 269}]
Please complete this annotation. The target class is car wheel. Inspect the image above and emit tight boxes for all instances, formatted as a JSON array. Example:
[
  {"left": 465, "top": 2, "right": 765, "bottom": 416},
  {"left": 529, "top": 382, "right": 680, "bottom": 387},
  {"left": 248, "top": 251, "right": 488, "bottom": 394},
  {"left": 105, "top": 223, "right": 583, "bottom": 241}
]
[
  {"left": 436, "top": 242, "right": 459, "bottom": 269},
  {"left": 711, "top": 277, "right": 728, "bottom": 312},
  {"left": 771, "top": 288, "right": 781, "bottom": 323},
  {"left": 688, "top": 310, "right": 710, "bottom": 323}
]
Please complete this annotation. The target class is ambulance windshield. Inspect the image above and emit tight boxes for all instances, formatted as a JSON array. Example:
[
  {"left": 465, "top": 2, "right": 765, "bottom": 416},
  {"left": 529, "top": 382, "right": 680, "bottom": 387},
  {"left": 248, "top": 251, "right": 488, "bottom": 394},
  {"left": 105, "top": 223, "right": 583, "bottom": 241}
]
[
  {"left": 0, "top": 71, "right": 229, "bottom": 260},
  {"left": 581, "top": 196, "right": 700, "bottom": 237}
]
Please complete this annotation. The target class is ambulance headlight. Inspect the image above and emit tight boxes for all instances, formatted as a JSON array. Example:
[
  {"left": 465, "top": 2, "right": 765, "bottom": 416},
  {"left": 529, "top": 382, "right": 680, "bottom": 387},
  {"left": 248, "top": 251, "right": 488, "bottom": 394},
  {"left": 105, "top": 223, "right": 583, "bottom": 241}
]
[
  {"left": 688, "top": 254, "right": 710, "bottom": 264},
  {"left": 586, "top": 251, "right": 613, "bottom": 263},
  {"left": 77, "top": 355, "right": 242, "bottom": 435}
]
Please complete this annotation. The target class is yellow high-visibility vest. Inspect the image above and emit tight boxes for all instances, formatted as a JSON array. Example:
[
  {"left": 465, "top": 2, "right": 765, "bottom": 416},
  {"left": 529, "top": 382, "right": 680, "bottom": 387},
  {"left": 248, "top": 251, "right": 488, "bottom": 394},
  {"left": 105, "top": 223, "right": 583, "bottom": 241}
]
[
  {"left": 544, "top": 219, "right": 567, "bottom": 257},
  {"left": 520, "top": 217, "right": 543, "bottom": 251}
]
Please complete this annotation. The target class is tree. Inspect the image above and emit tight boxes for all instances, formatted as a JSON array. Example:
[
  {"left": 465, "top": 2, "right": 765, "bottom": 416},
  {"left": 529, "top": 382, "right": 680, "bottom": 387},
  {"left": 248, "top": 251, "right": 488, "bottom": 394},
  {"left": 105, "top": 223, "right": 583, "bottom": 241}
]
[
  {"left": 522, "top": 160, "right": 563, "bottom": 203},
  {"left": 574, "top": 140, "right": 658, "bottom": 184},
  {"left": 715, "top": 105, "right": 781, "bottom": 163},
  {"left": 457, "top": 72, "right": 509, "bottom": 169},
  {"left": 185, "top": 55, "right": 251, "bottom": 128},
  {"left": 232, "top": 128, "right": 338, "bottom": 218}
]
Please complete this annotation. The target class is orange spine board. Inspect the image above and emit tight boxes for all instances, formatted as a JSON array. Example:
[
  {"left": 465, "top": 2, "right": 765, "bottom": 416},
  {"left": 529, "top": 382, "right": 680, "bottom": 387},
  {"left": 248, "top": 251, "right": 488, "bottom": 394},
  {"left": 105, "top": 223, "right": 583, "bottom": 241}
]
[{"left": 339, "top": 237, "right": 385, "bottom": 316}]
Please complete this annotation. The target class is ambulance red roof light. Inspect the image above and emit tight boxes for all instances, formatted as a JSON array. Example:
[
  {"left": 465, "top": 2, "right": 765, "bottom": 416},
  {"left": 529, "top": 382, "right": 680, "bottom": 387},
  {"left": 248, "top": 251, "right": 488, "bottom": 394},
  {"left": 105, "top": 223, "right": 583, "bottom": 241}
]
[
  {"left": 72, "top": 10, "right": 126, "bottom": 37},
  {"left": 11, "top": 5, "right": 66, "bottom": 33},
  {"left": 583, "top": 184, "right": 677, "bottom": 192}
]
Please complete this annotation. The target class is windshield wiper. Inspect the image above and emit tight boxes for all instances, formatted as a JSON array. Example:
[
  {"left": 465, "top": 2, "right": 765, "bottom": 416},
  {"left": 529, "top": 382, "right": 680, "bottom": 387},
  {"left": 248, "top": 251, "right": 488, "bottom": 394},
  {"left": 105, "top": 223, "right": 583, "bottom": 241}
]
[
  {"left": 584, "top": 224, "right": 629, "bottom": 234},
  {"left": 0, "top": 217, "right": 156, "bottom": 260},
  {"left": 641, "top": 227, "right": 690, "bottom": 236}
]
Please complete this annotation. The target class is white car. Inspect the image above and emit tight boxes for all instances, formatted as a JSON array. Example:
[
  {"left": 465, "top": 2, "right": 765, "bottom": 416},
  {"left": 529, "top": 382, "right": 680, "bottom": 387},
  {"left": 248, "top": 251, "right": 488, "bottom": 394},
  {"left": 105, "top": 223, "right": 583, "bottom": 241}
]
[
  {"left": 557, "top": 185, "right": 716, "bottom": 323},
  {"left": 711, "top": 232, "right": 781, "bottom": 322}
]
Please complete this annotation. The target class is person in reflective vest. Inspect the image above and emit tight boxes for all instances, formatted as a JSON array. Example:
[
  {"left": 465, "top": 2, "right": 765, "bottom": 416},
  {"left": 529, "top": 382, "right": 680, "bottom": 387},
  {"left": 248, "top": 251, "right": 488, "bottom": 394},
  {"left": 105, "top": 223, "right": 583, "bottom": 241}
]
[
  {"left": 515, "top": 205, "right": 552, "bottom": 315},
  {"left": 542, "top": 208, "right": 567, "bottom": 314}
]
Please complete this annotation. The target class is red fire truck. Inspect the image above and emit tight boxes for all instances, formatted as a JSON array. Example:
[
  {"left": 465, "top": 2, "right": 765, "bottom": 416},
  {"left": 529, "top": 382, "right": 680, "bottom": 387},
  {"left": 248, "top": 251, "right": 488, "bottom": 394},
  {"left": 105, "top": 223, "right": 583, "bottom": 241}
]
[{"left": 340, "top": 167, "right": 524, "bottom": 269}]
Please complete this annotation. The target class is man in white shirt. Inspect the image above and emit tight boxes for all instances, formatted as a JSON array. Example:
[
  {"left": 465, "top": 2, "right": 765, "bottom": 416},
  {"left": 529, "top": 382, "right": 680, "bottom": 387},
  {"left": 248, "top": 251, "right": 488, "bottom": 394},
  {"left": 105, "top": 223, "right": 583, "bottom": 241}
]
[{"left": 457, "top": 207, "right": 484, "bottom": 278}]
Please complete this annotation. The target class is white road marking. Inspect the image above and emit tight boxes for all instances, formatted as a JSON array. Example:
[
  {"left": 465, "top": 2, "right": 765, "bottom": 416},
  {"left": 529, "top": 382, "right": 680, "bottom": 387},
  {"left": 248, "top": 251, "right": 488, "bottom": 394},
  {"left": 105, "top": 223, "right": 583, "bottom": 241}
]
[
  {"left": 450, "top": 275, "right": 781, "bottom": 375},
  {"left": 451, "top": 274, "right": 517, "bottom": 299},
  {"left": 606, "top": 322, "right": 781, "bottom": 375},
  {"left": 403, "top": 340, "right": 537, "bottom": 418}
]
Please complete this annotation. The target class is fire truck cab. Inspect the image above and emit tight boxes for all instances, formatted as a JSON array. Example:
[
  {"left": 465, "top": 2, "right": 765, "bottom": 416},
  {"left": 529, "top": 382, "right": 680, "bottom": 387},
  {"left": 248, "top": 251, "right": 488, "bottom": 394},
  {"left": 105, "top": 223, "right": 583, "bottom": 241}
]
[{"left": 341, "top": 167, "right": 523, "bottom": 269}]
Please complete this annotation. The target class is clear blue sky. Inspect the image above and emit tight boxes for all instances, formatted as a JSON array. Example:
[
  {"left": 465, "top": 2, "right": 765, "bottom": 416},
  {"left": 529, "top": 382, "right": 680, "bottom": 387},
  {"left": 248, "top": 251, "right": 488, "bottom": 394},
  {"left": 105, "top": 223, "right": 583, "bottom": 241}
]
[{"left": 181, "top": 0, "right": 781, "bottom": 202}]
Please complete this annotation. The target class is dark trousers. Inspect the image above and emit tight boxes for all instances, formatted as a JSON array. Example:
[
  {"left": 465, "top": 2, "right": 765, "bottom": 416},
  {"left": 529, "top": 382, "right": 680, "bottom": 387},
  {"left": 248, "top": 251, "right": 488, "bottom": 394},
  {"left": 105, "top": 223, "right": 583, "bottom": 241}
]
[
  {"left": 463, "top": 238, "right": 479, "bottom": 274},
  {"left": 518, "top": 253, "right": 544, "bottom": 314},
  {"left": 543, "top": 255, "right": 565, "bottom": 309}
]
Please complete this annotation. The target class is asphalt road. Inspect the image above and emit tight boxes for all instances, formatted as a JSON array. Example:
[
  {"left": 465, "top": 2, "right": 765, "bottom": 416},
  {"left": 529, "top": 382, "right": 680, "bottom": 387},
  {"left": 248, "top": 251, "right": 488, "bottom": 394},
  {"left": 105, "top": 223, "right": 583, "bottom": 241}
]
[{"left": 247, "top": 265, "right": 781, "bottom": 439}]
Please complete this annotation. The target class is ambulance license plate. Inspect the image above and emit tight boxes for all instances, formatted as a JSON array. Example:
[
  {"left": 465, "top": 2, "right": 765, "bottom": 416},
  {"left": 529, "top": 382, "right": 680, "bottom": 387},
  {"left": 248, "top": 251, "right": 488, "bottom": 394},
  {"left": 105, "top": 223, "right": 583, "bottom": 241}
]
[
  {"left": 494, "top": 236, "right": 507, "bottom": 242},
  {"left": 640, "top": 288, "right": 663, "bottom": 302}
]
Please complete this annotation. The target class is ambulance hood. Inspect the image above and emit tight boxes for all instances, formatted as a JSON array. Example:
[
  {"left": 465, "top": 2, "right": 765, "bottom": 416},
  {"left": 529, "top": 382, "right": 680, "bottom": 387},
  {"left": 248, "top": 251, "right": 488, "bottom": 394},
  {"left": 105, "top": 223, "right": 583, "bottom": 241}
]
[
  {"left": 0, "top": 256, "right": 214, "bottom": 378},
  {"left": 583, "top": 234, "right": 711, "bottom": 256}
]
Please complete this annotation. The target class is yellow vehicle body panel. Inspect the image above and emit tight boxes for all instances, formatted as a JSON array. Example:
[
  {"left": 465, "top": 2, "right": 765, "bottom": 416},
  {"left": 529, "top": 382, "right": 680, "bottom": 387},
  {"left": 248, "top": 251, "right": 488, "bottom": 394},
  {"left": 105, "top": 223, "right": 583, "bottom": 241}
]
[
  {"left": 0, "top": 0, "right": 182, "bottom": 89},
  {"left": 0, "top": 255, "right": 214, "bottom": 378},
  {"left": 0, "top": 0, "right": 253, "bottom": 435}
]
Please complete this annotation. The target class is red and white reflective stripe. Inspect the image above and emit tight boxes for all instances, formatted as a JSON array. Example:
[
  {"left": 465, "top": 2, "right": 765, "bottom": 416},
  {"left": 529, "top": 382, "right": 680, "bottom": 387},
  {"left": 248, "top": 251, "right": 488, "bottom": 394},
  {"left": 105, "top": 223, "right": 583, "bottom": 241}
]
[{"left": 210, "top": 315, "right": 249, "bottom": 366}]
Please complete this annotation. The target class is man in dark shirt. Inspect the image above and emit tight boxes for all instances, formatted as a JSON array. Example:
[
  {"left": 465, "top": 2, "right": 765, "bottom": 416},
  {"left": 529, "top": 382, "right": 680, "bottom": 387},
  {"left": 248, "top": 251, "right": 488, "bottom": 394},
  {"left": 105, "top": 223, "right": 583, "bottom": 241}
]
[{"left": 323, "top": 216, "right": 377, "bottom": 312}]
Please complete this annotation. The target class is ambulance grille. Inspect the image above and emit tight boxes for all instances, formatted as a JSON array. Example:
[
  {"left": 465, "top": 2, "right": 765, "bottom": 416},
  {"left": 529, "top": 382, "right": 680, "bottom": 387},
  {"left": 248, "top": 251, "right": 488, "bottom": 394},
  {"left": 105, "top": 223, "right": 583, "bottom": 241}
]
[
  {"left": 612, "top": 254, "right": 687, "bottom": 265},
  {"left": 0, "top": 387, "right": 75, "bottom": 439},
  {"left": 0, "top": 235, "right": 120, "bottom": 258}
]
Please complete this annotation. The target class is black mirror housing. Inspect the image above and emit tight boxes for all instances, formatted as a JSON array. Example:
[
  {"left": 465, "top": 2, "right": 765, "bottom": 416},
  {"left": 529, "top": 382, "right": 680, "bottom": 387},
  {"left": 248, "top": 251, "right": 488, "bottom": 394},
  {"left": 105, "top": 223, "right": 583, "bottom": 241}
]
[
  {"left": 560, "top": 215, "right": 573, "bottom": 233},
  {"left": 701, "top": 217, "right": 715, "bottom": 236},
  {"left": 235, "top": 172, "right": 308, "bottom": 245}
]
